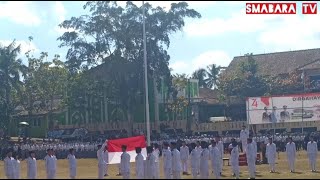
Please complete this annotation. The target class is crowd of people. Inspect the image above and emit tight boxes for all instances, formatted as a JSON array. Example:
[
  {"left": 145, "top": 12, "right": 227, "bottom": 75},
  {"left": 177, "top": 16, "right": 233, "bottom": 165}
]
[{"left": 2, "top": 125, "right": 320, "bottom": 179}]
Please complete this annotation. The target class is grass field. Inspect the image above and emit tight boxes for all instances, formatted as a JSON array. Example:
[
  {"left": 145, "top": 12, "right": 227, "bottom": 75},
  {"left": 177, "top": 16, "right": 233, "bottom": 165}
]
[{"left": 1, "top": 151, "right": 320, "bottom": 179}]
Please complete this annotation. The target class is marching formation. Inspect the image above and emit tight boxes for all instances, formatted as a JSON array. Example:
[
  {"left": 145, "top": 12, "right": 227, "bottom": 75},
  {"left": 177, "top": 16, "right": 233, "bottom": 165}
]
[{"left": 2, "top": 130, "right": 319, "bottom": 179}]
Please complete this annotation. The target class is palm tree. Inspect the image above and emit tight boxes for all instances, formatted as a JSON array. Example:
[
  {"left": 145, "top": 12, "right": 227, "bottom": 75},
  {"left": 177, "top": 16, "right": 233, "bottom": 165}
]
[
  {"left": 192, "top": 68, "right": 207, "bottom": 88},
  {"left": 0, "top": 40, "right": 26, "bottom": 132},
  {"left": 205, "top": 64, "right": 222, "bottom": 89}
]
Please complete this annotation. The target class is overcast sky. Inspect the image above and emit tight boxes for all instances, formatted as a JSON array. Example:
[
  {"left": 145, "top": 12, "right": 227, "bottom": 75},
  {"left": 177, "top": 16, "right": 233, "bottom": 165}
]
[{"left": 1, "top": 1, "right": 320, "bottom": 75}]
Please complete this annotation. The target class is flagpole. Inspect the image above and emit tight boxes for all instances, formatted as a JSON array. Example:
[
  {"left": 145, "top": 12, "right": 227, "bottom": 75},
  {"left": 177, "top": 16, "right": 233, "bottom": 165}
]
[{"left": 142, "top": 1, "right": 151, "bottom": 146}]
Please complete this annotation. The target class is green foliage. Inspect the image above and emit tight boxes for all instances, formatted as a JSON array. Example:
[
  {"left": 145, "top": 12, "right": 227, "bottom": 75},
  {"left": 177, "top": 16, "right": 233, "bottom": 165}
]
[
  {"left": 57, "top": 1, "right": 201, "bottom": 122},
  {"left": 192, "top": 68, "right": 207, "bottom": 88},
  {"left": 0, "top": 40, "right": 26, "bottom": 131}
]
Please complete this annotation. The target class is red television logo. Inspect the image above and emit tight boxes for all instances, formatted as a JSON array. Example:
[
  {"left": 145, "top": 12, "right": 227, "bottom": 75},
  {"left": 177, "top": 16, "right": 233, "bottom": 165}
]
[
  {"left": 246, "top": 3, "right": 297, "bottom": 14},
  {"left": 302, "top": 3, "right": 317, "bottom": 14}
]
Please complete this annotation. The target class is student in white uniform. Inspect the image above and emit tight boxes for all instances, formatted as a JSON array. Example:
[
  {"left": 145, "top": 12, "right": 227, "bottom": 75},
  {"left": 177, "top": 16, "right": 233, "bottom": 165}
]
[
  {"left": 171, "top": 142, "right": 182, "bottom": 179},
  {"left": 307, "top": 136, "right": 318, "bottom": 172},
  {"left": 246, "top": 138, "right": 256, "bottom": 179},
  {"left": 67, "top": 148, "right": 77, "bottom": 179},
  {"left": 135, "top": 147, "right": 145, "bottom": 179},
  {"left": 190, "top": 143, "right": 198, "bottom": 179},
  {"left": 45, "top": 149, "right": 57, "bottom": 179},
  {"left": 195, "top": 141, "right": 202, "bottom": 175},
  {"left": 103, "top": 146, "right": 109, "bottom": 176},
  {"left": 266, "top": 138, "right": 277, "bottom": 173},
  {"left": 145, "top": 146, "right": 156, "bottom": 179},
  {"left": 249, "top": 134, "right": 257, "bottom": 173},
  {"left": 120, "top": 145, "right": 131, "bottom": 179},
  {"left": 180, "top": 141, "right": 190, "bottom": 175},
  {"left": 13, "top": 152, "right": 21, "bottom": 179},
  {"left": 152, "top": 143, "right": 160, "bottom": 179},
  {"left": 230, "top": 142, "right": 240, "bottom": 179},
  {"left": 240, "top": 126, "right": 249, "bottom": 153},
  {"left": 210, "top": 140, "right": 221, "bottom": 179},
  {"left": 4, "top": 149, "right": 15, "bottom": 179},
  {"left": 97, "top": 144, "right": 106, "bottom": 179},
  {"left": 286, "top": 137, "right": 296, "bottom": 173},
  {"left": 200, "top": 141, "right": 210, "bottom": 179},
  {"left": 27, "top": 151, "right": 37, "bottom": 179},
  {"left": 162, "top": 142, "right": 172, "bottom": 179},
  {"left": 215, "top": 136, "right": 224, "bottom": 175}
]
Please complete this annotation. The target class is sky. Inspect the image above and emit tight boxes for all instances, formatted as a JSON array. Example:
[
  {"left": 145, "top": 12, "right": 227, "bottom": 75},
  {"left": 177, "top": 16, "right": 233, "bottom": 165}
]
[{"left": 1, "top": 1, "right": 320, "bottom": 75}]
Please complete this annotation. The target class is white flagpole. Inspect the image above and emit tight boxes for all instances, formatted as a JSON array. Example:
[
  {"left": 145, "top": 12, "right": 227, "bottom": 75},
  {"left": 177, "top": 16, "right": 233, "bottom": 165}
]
[{"left": 142, "top": 1, "right": 151, "bottom": 146}]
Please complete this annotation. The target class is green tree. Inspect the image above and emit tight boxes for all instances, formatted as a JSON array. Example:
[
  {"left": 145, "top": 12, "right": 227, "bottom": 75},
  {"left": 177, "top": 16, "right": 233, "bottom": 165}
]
[
  {"left": 217, "top": 53, "right": 268, "bottom": 102},
  {"left": 57, "top": 1, "right": 201, "bottom": 127},
  {"left": 205, "top": 64, "right": 222, "bottom": 89},
  {"left": 0, "top": 40, "right": 26, "bottom": 132},
  {"left": 24, "top": 52, "right": 68, "bottom": 129},
  {"left": 192, "top": 68, "right": 207, "bottom": 88}
]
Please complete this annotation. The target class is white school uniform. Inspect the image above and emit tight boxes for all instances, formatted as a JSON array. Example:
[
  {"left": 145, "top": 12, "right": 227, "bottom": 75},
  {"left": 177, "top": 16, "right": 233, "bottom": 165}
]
[
  {"left": 307, "top": 141, "right": 318, "bottom": 171},
  {"left": 210, "top": 146, "right": 221, "bottom": 179},
  {"left": 97, "top": 144, "right": 106, "bottom": 179},
  {"left": 172, "top": 148, "right": 182, "bottom": 179},
  {"left": 135, "top": 153, "right": 145, "bottom": 179},
  {"left": 27, "top": 157, "right": 37, "bottom": 179},
  {"left": 180, "top": 146, "right": 189, "bottom": 173},
  {"left": 4, "top": 157, "right": 15, "bottom": 179},
  {"left": 67, "top": 154, "right": 77, "bottom": 179},
  {"left": 13, "top": 159, "right": 21, "bottom": 179},
  {"left": 231, "top": 146, "right": 240, "bottom": 179},
  {"left": 286, "top": 142, "right": 296, "bottom": 172},
  {"left": 163, "top": 148, "right": 172, "bottom": 179},
  {"left": 145, "top": 153, "right": 156, "bottom": 179},
  {"left": 152, "top": 149, "right": 160, "bottom": 179},
  {"left": 200, "top": 148, "right": 210, "bottom": 179},
  {"left": 120, "top": 152, "right": 131, "bottom": 179},
  {"left": 266, "top": 143, "right": 277, "bottom": 172}
]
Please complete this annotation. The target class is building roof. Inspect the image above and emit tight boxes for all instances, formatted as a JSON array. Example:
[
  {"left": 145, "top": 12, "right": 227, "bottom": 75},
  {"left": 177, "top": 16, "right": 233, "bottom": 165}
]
[
  {"left": 197, "top": 88, "right": 220, "bottom": 104},
  {"left": 228, "top": 48, "right": 320, "bottom": 76}
]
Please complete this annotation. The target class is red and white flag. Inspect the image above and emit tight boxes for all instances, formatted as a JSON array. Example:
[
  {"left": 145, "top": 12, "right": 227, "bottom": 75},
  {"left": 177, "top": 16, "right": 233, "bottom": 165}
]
[{"left": 107, "top": 135, "right": 147, "bottom": 164}]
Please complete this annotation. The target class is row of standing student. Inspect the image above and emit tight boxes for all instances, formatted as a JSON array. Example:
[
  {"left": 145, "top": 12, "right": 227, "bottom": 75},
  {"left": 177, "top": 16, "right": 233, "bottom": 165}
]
[{"left": 3, "top": 148, "right": 77, "bottom": 179}]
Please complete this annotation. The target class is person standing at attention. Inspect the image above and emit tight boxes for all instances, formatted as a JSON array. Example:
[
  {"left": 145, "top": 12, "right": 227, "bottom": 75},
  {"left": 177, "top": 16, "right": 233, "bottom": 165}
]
[
  {"left": 231, "top": 141, "right": 240, "bottom": 179},
  {"left": 145, "top": 146, "right": 156, "bottom": 179},
  {"left": 27, "top": 151, "right": 37, "bottom": 179},
  {"left": 171, "top": 142, "right": 182, "bottom": 179},
  {"left": 246, "top": 138, "right": 256, "bottom": 179},
  {"left": 200, "top": 141, "right": 210, "bottom": 179},
  {"left": 67, "top": 148, "right": 77, "bottom": 179},
  {"left": 162, "top": 142, "right": 172, "bottom": 179},
  {"left": 195, "top": 141, "right": 202, "bottom": 175},
  {"left": 180, "top": 141, "right": 190, "bottom": 175},
  {"left": 286, "top": 137, "right": 296, "bottom": 173},
  {"left": 97, "top": 144, "right": 106, "bottom": 179},
  {"left": 266, "top": 138, "right": 277, "bottom": 173},
  {"left": 152, "top": 143, "right": 160, "bottom": 179},
  {"left": 4, "top": 149, "right": 15, "bottom": 179},
  {"left": 135, "top": 147, "right": 145, "bottom": 179},
  {"left": 216, "top": 136, "right": 224, "bottom": 175},
  {"left": 210, "top": 140, "right": 221, "bottom": 179},
  {"left": 307, "top": 136, "right": 318, "bottom": 172},
  {"left": 45, "top": 149, "right": 57, "bottom": 179},
  {"left": 13, "top": 152, "right": 21, "bottom": 179},
  {"left": 240, "top": 126, "right": 249, "bottom": 153},
  {"left": 103, "top": 146, "right": 109, "bottom": 176},
  {"left": 190, "top": 143, "right": 198, "bottom": 179},
  {"left": 120, "top": 145, "right": 131, "bottom": 179}
]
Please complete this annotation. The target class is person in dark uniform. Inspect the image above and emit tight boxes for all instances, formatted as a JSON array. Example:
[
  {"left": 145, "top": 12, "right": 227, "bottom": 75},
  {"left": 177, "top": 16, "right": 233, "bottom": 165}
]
[
  {"left": 262, "top": 107, "right": 271, "bottom": 122},
  {"left": 280, "top": 105, "right": 290, "bottom": 122}
]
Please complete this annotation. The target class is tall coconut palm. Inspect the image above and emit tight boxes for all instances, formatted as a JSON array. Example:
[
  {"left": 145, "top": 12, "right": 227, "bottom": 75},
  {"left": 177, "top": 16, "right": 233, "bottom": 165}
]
[
  {"left": 205, "top": 64, "right": 222, "bottom": 89},
  {"left": 192, "top": 68, "right": 207, "bottom": 88},
  {"left": 0, "top": 40, "right": 26, "bottom": 131}
]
